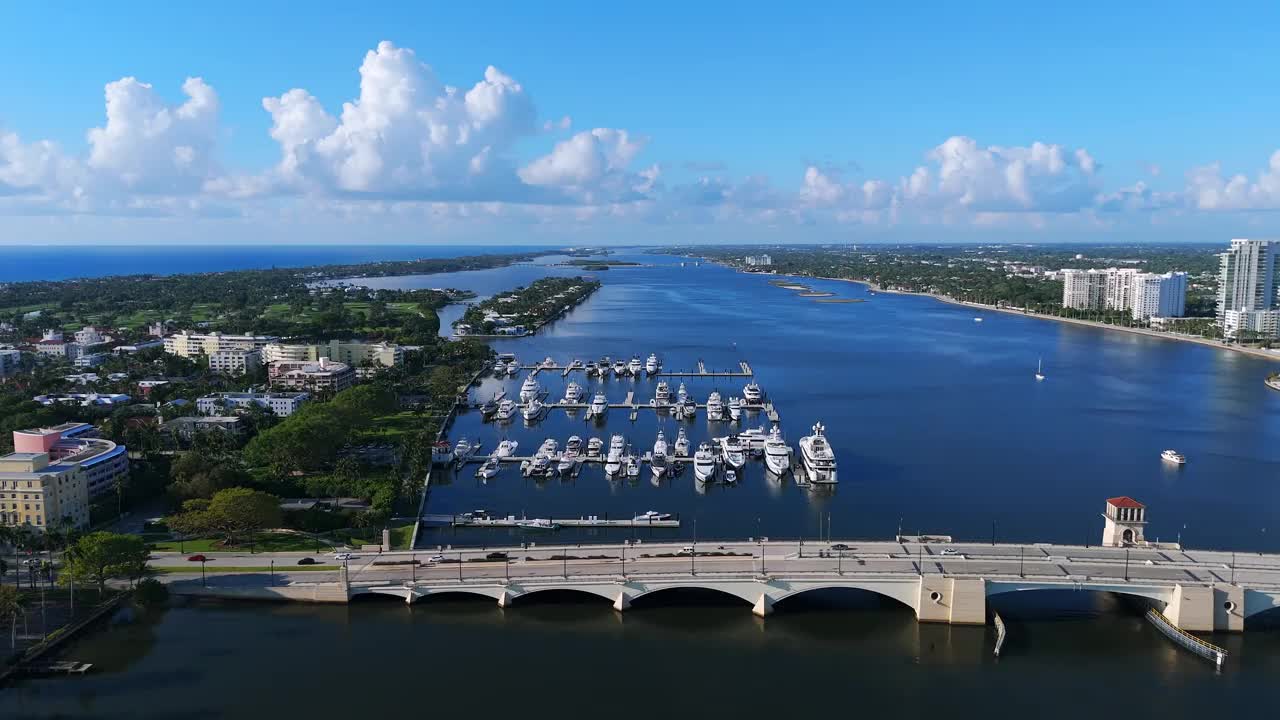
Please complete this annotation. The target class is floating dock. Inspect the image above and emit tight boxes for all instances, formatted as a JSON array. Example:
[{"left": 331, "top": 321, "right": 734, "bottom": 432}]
[
  {"left": 420, "top": 514, "right": 679, "bottom": 528},
  {"left": 516, "top": 361, "right": 753, "bottom": 378}
]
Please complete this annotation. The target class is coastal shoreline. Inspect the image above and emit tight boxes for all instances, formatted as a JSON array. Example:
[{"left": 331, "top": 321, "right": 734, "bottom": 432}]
[{"left": 754, "top": 267, "right": 1280, "bottom": 363}]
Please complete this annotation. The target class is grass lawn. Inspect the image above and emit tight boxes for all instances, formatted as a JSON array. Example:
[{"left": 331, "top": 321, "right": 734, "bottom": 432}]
[
  {"left": 326, "top": 523, "right": 413, "bottom": 550},
  {"left": 150, "top": 533, "right": 335, "bottom": 553},
  {"left": 354, "top": 410, "right": 431, "bottom": 443},
  {"left": 151, "top": 565, "right": 338, "bottom": 573}
]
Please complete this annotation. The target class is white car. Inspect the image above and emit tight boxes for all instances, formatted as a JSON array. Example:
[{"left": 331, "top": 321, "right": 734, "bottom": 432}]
[
  {"left": 332, "top": 552, "right": 356, "bottom": 561},
  {"left": 940, "top": 548, "right": 959, "bottom": 556},
  {"left": 426, "top": 554, "right": 445, "bottom": 563}
]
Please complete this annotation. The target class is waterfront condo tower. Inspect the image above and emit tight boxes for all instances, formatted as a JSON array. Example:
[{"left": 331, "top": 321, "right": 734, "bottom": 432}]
[{"left": 1216, "top": 239, "right": 1280, "bottom": 339}]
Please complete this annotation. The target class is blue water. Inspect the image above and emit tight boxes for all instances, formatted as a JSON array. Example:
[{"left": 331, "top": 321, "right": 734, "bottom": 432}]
[
  {"left": 348, "top": 253, "right": 1280, "bottom": 552},
  {"left": 0, "top": 244, "right": 556, "bottom": 282}
]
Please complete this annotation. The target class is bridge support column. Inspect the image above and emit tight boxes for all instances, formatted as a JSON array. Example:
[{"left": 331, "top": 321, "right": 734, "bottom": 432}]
[
  {"left": 1166, "top": 584, "right": 1213, "bottom": 632},
  {"left": 916, "top": 577, "right": 986, "bottom": 625},
  {"left": 613, "top": 591, "right": 631, "bottom": 613},
  {"left": 497, "top": 590, "right": 513, "bottom": 609},
  {"left": 1213, "top": 584, "right": 1244, "bottom": 632},
  {"left": 752, "top": 593, "right": 773, "bottom": 618}
]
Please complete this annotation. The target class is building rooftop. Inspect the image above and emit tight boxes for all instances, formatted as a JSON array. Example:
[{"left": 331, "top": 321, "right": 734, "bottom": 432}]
[{"left": 1106, "top": 496, "right": 1145, "bottom": 509}]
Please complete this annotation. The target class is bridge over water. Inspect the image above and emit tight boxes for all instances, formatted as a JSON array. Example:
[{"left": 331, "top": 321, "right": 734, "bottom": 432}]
[{"left": 337, "top": 539, "right": 1280, "bottom": 633}]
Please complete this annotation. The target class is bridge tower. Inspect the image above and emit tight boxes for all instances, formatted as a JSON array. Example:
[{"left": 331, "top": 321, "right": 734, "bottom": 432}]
[{"left": 1101, "top": 496, "right": 1147, "bottom": 547}]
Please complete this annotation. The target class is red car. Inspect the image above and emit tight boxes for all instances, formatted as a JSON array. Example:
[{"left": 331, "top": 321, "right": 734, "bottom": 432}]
[{"left": 187, "top": 554, "right": 208, "bottom": 562}]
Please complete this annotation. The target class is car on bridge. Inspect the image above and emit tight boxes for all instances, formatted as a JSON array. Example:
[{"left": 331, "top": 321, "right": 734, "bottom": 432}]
[
  {"left": 426, "top": 554, "right": 445, "bottom": 563},
  {"left": 831, "top": 543, "right": 851, "bottom": 551},
  {"left": 941, "top": 548, "right": 959, "bottom": 556},
  {"left": 187, "top": 554, "right": 208, "bottom": 562}
]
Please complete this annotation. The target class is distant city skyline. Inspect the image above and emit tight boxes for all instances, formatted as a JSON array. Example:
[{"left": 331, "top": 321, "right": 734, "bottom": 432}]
[{"left": 3, "top": 2, "right": 1280, "bottom": 245}]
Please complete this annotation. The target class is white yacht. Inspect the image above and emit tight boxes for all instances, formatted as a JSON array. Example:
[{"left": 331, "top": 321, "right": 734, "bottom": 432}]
[
  {"left": 519, "top": 376, "right": 541, "bottom": 402},
  {"left": 479, "top": 395, "right": 500, "bottom": 419},
  {"left": 587, "top": 392, "right": 609, "bottom": 419},
  {"left": 604, "top": 446, "right": 623, "bottom": 477},
  {"left": 720, "top": 434, "right": 746, "bottom": 469},
  {"left": 495, "top": 399, "right": 518, "bottom": 421},
  {"left": 540, "top": 356, "right": 556, "bottom": 369},
  {"left": 628, "top": 356, "right": 643, "bottom": 376},
  {"left": 644, "top": 353, "right": 660, "bottom": 375},
  {"left": 523, "top": 455, "right": 552, "bottom": 477},
  {"left": 584, "top": 361, "right": 599, "bottom": 377},
  {"left": 676, "top": 383, "right": 688, "bottom": 403},
  {"left": 476, "top": 457, "right": 500, "bottom": 479},
  {"left": 693, "top": 442, "right": 717, "bottom": 482},
  {"left": 609, "top": 434, "right": 626, "bottom": 456},
  {"left": 522, "top": 397, "right": 544, "bottom": 421},
  {"left": 586, "top": 437, "right": 604, "bottom": 458},
  {"left": 505, "top": 360, "right": 520, "bottom": 376},
  {"left": 1161, "top": 449, "right": 1187, "bottom": 465},
  {"left": 495, "top": 439, "right": 519, "bottom": 458},
  {"left": 674, "top": 427, "right": 690, "bottom": 456},
  {"left": 742, "top": 382, "right": 763, "bottom": 403},
  {"left": 651, "top": 431, "right": 670, "bottom": 478},
  {"left": 515, "top": 518, "right": 559, "bottom": 531},
  {"left": 492, "top": 358, "right": 508, "bottom": 375},
  {"left": 724, "top": 468, "right": 737, "bottom": 484},
  {"left": 431, "top": 440, "right": 453, "bottom": 466},
  {"left": 763, "top": 425, "right": 791, "bottom": 476},
  {"left": 727, "top": 396, "right": 742, "bottom": 422},
  {"left": 654, "top": 381, "right": 672, "bottom": 405},
  {"left": 798, "top": 422, "right": 838, "bottom": 484},
  {"left": 706, "top": 391, "right": 725, "bottom": 420},
  {"left": 680, "top": 397, "right": 698, "bottom": 419},
  {"left": 558, "top": 436, "right": 582, "bottom": 475},
  {"left": 613, "top": 360, "right": 629, "bottom": 377},
  {"left": 452, "top": 437, "right": 479, "bottom": 467},
  {"left": 537, "top": 438, "right": 559, "bottom": 458},
  {"left": 624, "top": 452, "right": 641, "bottom": 478},
  {"left": 633, "top": 510, "right": 671, "bottom": 522},
  {"left": 563, "top": 381, "right": 584, "bottom": 404}
]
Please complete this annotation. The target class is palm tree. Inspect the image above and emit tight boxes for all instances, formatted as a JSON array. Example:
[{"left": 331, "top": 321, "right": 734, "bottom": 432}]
[{"left": 0, "top": 585, "right": 24, "bottom": 650}]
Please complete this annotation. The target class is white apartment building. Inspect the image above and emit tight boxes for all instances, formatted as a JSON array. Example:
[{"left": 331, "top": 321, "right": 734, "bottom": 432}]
[
  {"left": 268, "top": 358, "right": 356, "bottom": 394},
  {"left": 1216, "top": 239, "right": 1280, "bottom": 338},
  {"left": 1131, "top": 272, "right": 1187, "bottom": 320},
  {"left": 0, "top": 347, "right": 21, "bottom": 377},
  {"left": 262, "top": 340, "right": 404, "bottom": 368},
  {"left": 1062, "top": 267, "right": 1186, "bottom": 319},
  {"left": 744, "top": 254, "right": 773, "bottom": 267},
  {"left": 74, "top": 326, "right": 106, "bottom": 345},
  {"left": 73, "top": 352, "right": 109, "bottom": 369},
  {"left": 196, "top": 391, "right": 310, "bottom": 417},
  {"left": 208, "top": 348, "right": 262, "bottom": 375},
  {"left": 1061, "top": 269, "right": 1108, "bottom": 310},
  {"left": 164, "top": 331, "right": 280, "bottom": 358}
]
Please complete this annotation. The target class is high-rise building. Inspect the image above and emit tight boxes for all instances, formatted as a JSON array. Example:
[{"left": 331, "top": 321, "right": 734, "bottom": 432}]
[
  {"left": 1104, "top": 269, "right": 1140, "bottom": 312},
  {"left": 1216, "top": 239, "right": 1280, "bottom": 338},
  {"left": 1061, "top": 269, "right": 1108, "bottom": 310},
  {"left": 1131, "top": 272, "right": 1187, "bottom": 320},
  {"left": 1063, "top": 267, "right": 1187, "bottom": 319}
]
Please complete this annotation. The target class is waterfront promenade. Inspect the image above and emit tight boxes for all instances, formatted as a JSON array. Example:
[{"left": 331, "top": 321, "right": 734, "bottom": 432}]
[{"left": 156, "top": 538, "right": 1280, "bottom": 633}]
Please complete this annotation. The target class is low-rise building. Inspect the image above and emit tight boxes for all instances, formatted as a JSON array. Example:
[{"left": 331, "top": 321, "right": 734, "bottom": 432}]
[
  {"left": 196, "top": 391, "right": 309, "bottom": 417},
  {"left": 208, "top": 348, "right": 261, "bottom": 375},
  {"left": 74, "top": 326, "right": 107, "bottom": 345},
  {"left": 0, "top": 423, "right": 129, "bottom": 529},
  {"left": 268, "top": 358, "right": 356, "bottom": 394},
  {"left": 113, "top": 339, "right": 165, "bottom": 355},
  {"left": 35, "top": 329, "right": 83, "bottom": 361},
  {"left": 74, "top": 352, "right": 109, "bottom": 369},
  {"left": 261, "top": 339, "right": 404, "bottom": 368},
  {"left": 160, "top": 416, "right": 244, "bottom": 444},
  {"left": 0, "top": 347, "right": 22, "bottom": 377},
  {"left": 164, "top": 330, "right": 279, "bottom": 359},
  {"left": 33, "top": 392, "right": 131, "bottom": 407}
]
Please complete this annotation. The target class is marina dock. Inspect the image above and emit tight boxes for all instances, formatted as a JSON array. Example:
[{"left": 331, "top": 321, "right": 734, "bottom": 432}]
[
  {"left": 519, "top": 361, "right": 754, "bottom": 378},
  {"left": 420, "top": 513, "right": 680, "bottom": 528}
]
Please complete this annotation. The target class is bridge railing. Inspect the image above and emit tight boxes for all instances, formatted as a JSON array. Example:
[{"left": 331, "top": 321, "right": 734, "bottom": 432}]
[{"left": 1144, "top": 608, "right": 1227, "bottom": 668}]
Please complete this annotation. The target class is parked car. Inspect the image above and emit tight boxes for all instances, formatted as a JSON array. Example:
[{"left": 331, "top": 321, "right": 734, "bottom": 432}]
[
  {"left": 187, "top": 554, "right": 207, "bottom": 562},
  {"left": 297, "top": 557, "right": 317, "bottom": 566}
]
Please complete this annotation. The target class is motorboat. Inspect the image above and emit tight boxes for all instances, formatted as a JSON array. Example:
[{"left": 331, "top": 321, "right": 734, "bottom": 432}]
[
  {"left": 654, "top": 381, "right": 673, "bottom": 405},
  {"left": 1161, "top": 449, "right": 1186, "bottom": 465},
  {"left": 624, "top": 452, "right": 641, "bottom": 478},
  {"left": 476, "top": 457, "right": 500, "bottom": 480},
  {"left": 540, "top": 356, "right": 556, "bottom": 369},
  {"left": 537, "top": 438, "right": 559, "bottom": 457},
  {"left": 505, "top": 360, "right": 519, "bottom": 376},
  {"left": 587, "top": 392, "right": 609, "bottom": 419},
  {"left": 495, "top": 353, "right": 517, "bottom": 375},
  {"left": 681, "top": 397, "right": 698, "bottom": 419},
  {"left": 585, "top": 361, "right": 599, "bottom": 377},
  {"left": 798, "top": 422, "right": 837, "bottom": 484},
  {"left": 520, "top": 376, "right": 542, "bottom": 402},
  {"left": 633, "top": 510, "right": 671, "bottom": 522},
  {"left": 598, "top": 357, "right": 612, "bottom": 378},
  {"left": 706, "top": 392, "right": 724, "bottom": 419},
  {"left": 613, "top": 360, "right": 629, "bottom": 377},
  {"left": 693, "top": 442, "right": 717, "bottom": 482},
  {"left": 609, "top": 434, "right": 626, "bottom": 456},
  {"left": 495, "top": 399, "right": 518, "bottom": 421},
  {"left": 651, "top": 431, "right": 670, "bottom": 478},
  {"left": 644, "top": 353, "right": 660, "bottom": 375},
  {"left": 522, "top": 398, "right": 544, "bottom": 421},
  {"left": 558, "top": 439, "right": 582, "bottom": 475},
  {"left": 676, "top": 383, "right": 688, "bottom": 403},
  {"left": 1035, "top": 357, "right": 1045, "bottom": 382},
  {"left": 724, "top": 469, "right": 737, "bottom": 484},
  {"left": 674, "top": 427, "right": 690, "bottom": 456},
  {"left": 742, "top": 382, "right": 763, "bottom": 403},
  {"left": 563, "top": 381, "right": 584, "bottom": 404},
  {"left": 605, "top": 447, "right": 623, "bottom": 477},
  {"left": 628, "top": 356, "right": 643, "bottom": 376},
  {"left": 522, "top": 455, "right": 552, "bottom": 477},
  {"left": 763, "top": 425, "right": 791, "bottom": 475},
  {"left": 586, "top": 437, "right": 604, "bottom": 458},
  {"left": 515, "top": 518, "right": 559, "bottom": 531},
  {"left": 480, "top": 394, "right": 500, "bottom": 418},
  {"left": 727, "top": 396, "right": 742, "bottom": 422},
  {"left": 495, "top": 439, "right": 519, "bottom": 458},
  {"left": 452, "top": 438, "right": 480, "bottom": 468},
  {"left": 431, "top": 440, "right": 453, "bottom": 466},
  {"left": 719, "top": 434, "right": 746, "bottom": 469},
  {"left": 974, "top": 317, "right": 984, "bottom": 323}
]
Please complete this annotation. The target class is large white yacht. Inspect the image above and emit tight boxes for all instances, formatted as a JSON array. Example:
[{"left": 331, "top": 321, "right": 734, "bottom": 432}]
[
  {"left": 693, "top": 442, "right": 717, "bottom": 482},
  {"left": 612, "top": 360, "right": 629, "bottom": 377},
  {"left": 522, "top": 398, "right": 544, "bottom": 422},
  {"left": 719, "top": 434, "right": 746, "bottom": 469},
  {"left": 654, "top": 381, "right": 672, "bottom": 405},
  {"left": 519, "top": 376, "right": 541, "bottom": 402},
  {"left": 742, "top": 382, "right": 763, "bottom": 404},
  {"left": 495, "top": 399, "right": 517, "bottom": 421},
  {"left": 651, "top": 431, "right": 670, "bottom": 478},
  {"left": 604, "top": 447, "right": 623, "bottom": 477},
  {"left": 763, "top": 425, "right": 791, "bottom": 476},
  {"left": 676, "top": 383, "right": 688, "bottom": 404},
  {"left": 674, "top": 427, "right": 690, "bottom": 457},
  {"left": 624, "top": 450, "right": 641, "bottom": 478},
  {"left": 586, "top": 437, "right": 604, "bottom": 458},
  {"left": 537, "top": 438, "right": 559, "bottom": 458},
  {"left": 727, "top": 396, "right": 742, "bottom": 422},
  {"left": 706, "top": 391, "right": 725, "bottom": 420},
  {"left": 1161, "top": 449, "right": 1187, "bottom": 465},
  {"left": 563, "top": 381, "right": 584, "bottom": 404},
  {"left": 628, "top": 356, "right": 643, "bottom": 376},
  {"left": 475, "top": 457, "right": 500, "bottom": 480},
  {"left": 505, "top": 360, "right": 520, "bottom": 376},
  {"left": 587, "top": 392, "right": 609, "bottom": 419},
  {"left": 452, "top": 438, "right": 480, "bottom": 468},
  {"left": 495, "top": 439, "right": 519, "bottom": 458},
  {"left": 557, "top": 436, "right": 582, "bottom": 475},
  {"left": 609, "top": 434, "right": 626, "bottom": 456},
  {"left": 798, "top": 422, "right": 837, "bottom": 484},
  {"left": 644, "top": 353, "right": 660, "bottom": 375}
]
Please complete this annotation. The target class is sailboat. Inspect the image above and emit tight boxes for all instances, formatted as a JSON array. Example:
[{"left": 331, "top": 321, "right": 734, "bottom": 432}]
[{"left": 1035, "top": 357, "right": 1045, "bottom": 382}]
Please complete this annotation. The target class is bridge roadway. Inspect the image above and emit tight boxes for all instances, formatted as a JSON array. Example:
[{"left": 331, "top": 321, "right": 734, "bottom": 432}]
[{"left": 326, "top": 539, "right": 1280, "bottom": 632}]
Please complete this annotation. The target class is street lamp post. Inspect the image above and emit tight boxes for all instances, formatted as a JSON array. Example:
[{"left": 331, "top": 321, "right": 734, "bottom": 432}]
[
  {"left": 1019, "top": 546, "right": 1024, "bottom": 578},
  {"left": 621, "top": 542, "right": 626, "bottom": 579},
  {"left": 1231, "top": 552, "right": 1236, "bottom": 584},
  {"left": 458, "top": 551, "right": 463, "bottom": 582},
  {"left": 991, "top": 521, "right": 996, "bottom": 547},
  {"left": 837, "top": 551, "right": 842, "bottom": 576},
  {"left": 269, "top": 560, "right": 274, "bottom": 587},
  {"left": 1124, "top": 548, "right": 1130, "bottom": 581},
  {"left": 201, "top": 559, "right": 207, "bottom": 587}
]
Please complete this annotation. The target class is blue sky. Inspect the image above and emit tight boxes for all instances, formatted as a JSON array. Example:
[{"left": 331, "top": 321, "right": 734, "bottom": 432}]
[{"left": 2, "top": 1, "right": 1279, "bottom": 244}]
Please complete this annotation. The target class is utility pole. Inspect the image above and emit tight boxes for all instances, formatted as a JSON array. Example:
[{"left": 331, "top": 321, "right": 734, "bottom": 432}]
[
  {"left": 991, "top": 521, "right": 996, "bottom": 547},
  {"left": 1019, "top": 546, "right": 1024, "bottom": 578},
  {"left": 269, "top": 560, "right": 274, "bottom": 587},
  {"left": 621, "top": 542, "right": 626, "bottom": 579},
  {"left": 201, "top": 558, "right": 207, "bottom": 587},
  {"left": 1231, "top": 552, "right": 1236, "bottom": 584},
  {"left": 458, "top": 551, "right": 463, "bottom": 582},
  {"left": 1124, "top": 548, "right": 1130, "bottom": 581}
]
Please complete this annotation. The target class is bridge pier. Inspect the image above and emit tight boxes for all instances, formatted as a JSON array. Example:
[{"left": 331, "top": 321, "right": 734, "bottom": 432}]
[
  {"left": 497, "top": 590, "right": 513, "bottom": 609},
  {"left": 752, "top": 593, "right": 774, "bottom": 617},
  {"left": 1213, "top": 584, "right": 1244, "bottom": 632},
  {"left": 917, "top": 577, "right": 986, "bottom": 625},
  {"left": 1165, "top": 584, "right": 1214, "bottom": 632},
  {"left": 613, "top": 591, "right": 631, "bottom": 612}
]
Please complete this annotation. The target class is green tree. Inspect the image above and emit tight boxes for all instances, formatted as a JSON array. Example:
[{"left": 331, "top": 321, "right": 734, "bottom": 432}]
[
  {"left": 165, "top": 487, "right": 282, "bottom": 546},
  {"left": 60, "top": 532, "right": 150, "bottom": 596},
  {"left": 0, "top": 584, "right": 24, "bottom": 649}
]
